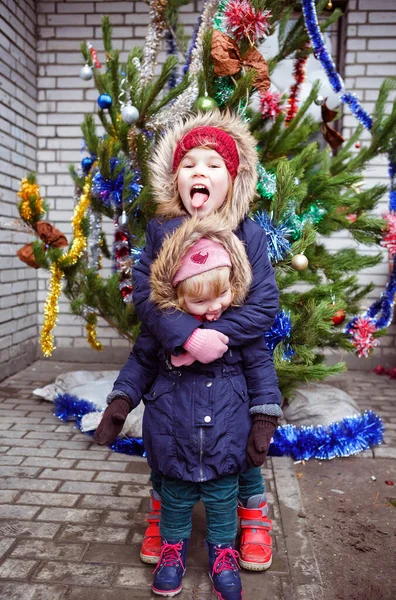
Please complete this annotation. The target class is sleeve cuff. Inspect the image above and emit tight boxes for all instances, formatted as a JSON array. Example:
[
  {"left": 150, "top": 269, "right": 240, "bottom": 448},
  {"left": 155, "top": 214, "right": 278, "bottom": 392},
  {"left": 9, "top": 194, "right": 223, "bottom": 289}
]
[
  {"left": 249, "top": 404, "right": 283, "bottom": 417},
  {"left": 106, "top": 390, "right": 132, "bottom": 407}
]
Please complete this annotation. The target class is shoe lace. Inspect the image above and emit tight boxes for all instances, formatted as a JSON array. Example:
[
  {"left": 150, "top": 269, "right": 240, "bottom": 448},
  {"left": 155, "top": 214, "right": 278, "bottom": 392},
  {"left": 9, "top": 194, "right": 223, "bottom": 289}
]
[
  {"left": 212, "top": 547, "right": 240, "bottom": 576},
  {"left": 153, "top": 542, "right": 184, "bottom": 574}
]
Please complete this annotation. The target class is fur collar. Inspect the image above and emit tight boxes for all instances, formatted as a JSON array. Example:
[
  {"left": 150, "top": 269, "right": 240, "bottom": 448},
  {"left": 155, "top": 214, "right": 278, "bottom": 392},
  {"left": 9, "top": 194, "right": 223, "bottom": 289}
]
[
  {"left": 150, "top": 214, "right": 252, "bottom": 310},
  {"left": 150, "top": 110, "right": 258, "bottom": 231}
]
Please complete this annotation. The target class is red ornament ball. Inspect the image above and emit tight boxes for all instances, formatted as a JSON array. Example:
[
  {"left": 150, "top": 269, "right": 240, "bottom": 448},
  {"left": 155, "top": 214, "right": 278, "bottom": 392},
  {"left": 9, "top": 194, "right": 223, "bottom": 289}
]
[
  {"left": 355, "top": 141, "right": 361, "bottom": 148},
  {"left": 332, "top": 309, "right": 346, "bottom": 325}
]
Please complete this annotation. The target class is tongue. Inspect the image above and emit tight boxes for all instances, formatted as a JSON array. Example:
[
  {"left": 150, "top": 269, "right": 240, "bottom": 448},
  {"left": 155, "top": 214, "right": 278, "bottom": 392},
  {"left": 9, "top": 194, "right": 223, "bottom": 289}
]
[{"left": 191, "top": 192, "right": 208, "bottom": 208}]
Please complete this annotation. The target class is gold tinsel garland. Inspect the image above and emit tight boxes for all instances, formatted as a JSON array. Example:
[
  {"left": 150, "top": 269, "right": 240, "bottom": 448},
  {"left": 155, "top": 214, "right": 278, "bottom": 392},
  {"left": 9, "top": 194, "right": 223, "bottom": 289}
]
[
  {"left": 40, "top": 176, "right": 93, "bottom": 357},
  {"left": 40, "top": 263, "right": 63, "bottom": 357},
  {"left": 59, "top": 176, "right": 92, "bottom": 267},
  {"left": 17, "top": 179, "right": 44, "bottom": 222},
  {"left": 85, "top": 315, "right": 104, "bottom": 351}
]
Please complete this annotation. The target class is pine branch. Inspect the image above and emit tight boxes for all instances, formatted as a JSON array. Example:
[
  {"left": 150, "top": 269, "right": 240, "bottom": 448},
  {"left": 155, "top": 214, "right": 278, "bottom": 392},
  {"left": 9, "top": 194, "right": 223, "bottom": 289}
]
[
  {"left": 81, "top": 115, "right": 99, "bottom": 156},
  {"left": 138, "top": 55, "right": 179, "bottom": 121}
]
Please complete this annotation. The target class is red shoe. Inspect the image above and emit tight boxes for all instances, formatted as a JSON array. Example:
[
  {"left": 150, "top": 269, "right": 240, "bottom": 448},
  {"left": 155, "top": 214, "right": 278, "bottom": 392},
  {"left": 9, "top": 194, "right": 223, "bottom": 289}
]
[
  {"left": 237, "top": 496, "right": 272, "bottom": 571},
  {"left": 140, "top": 490, "right": 162, "bottom": 565}
]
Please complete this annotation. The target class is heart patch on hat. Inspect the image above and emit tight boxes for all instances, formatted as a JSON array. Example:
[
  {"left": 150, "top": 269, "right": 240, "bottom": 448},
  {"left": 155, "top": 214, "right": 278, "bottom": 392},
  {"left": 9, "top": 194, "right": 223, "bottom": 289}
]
[{"left": 191, "top": 251, "right": 209, "bottom": 264}]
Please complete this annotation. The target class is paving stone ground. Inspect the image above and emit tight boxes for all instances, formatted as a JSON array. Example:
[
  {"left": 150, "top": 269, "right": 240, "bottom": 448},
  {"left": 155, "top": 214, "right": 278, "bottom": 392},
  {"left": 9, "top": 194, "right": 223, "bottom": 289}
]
[{"left": 0, "top": 361, "right": 394, "bottom": 599}]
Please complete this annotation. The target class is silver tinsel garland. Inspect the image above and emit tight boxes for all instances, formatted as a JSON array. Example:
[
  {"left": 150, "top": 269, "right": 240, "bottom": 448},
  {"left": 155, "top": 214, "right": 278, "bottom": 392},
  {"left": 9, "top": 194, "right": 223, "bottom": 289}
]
[
  {"left": 87, "top": 207, "right": 102, "bottom": 270},
  {"left": 147, "top": 0, "right": 220, "bottom": 129},
  {"left": 140, "top": 0, "right": 167, "bottom": 86}
]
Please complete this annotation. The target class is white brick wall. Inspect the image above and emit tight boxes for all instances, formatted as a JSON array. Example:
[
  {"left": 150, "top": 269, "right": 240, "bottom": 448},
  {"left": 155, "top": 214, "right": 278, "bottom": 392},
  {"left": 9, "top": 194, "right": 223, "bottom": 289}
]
[
  {"left": 0, "top": 0, "right": 39, "bottom": 379},
  {"left": 341, "top": 0, "right": 396, "bottom": 365},
  {"left": 33, "top": 0, "right": 200, "bottom": 361},
  {"left": 1, "top": 0, "right": 395, "bottom": 373}
]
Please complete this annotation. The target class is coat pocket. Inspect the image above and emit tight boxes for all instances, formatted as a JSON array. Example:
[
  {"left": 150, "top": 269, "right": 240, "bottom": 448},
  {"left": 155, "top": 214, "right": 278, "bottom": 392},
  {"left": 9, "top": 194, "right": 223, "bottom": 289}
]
[
  {"left": 143, "top": 377, "right": 176, "bottom": 438},
  {"left": 230, "top": 376, "right": 248, "bottom": 402},
  {"left": 143, "top": 378, "right": 176, "bottom": 403}
]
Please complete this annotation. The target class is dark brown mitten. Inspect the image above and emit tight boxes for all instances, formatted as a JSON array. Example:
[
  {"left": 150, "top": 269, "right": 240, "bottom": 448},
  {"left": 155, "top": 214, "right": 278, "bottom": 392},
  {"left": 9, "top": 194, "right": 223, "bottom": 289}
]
[
  {"left": 93, "top": 397, "right": 131, "bottom": 446},
  {"left": 247, "top": 414, "right": 278, "bottom": 467}
]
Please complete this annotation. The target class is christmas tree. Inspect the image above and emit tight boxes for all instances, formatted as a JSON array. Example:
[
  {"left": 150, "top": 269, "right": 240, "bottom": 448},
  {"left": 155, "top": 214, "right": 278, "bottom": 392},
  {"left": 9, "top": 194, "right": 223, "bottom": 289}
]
[{"left": 15, "top": 0, "right": 396, "bottom": 399}]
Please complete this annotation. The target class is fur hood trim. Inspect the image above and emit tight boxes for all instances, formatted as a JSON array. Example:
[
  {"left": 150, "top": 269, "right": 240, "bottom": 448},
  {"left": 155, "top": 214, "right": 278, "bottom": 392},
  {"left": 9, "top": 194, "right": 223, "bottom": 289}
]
[
  {"left": 150, "top": 110, "right": 258, "bottom": 231},
  {"left": 150, "top": 215, "right": 252, "bottom": 311}
]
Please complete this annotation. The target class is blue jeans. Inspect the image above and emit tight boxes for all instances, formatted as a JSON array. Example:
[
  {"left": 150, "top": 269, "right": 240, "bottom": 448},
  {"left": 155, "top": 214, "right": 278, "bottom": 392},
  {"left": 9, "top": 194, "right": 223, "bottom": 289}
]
[
  {"left": 150, "top": 466, "right": 264, "bottom": 506},
  {"left": 159, "top": 474, "right": 239, "bottom": 545}
]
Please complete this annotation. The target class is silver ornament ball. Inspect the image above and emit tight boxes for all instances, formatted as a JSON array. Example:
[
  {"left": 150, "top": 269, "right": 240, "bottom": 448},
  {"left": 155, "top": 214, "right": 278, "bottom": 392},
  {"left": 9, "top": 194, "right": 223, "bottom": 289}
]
[
  {"left": 121, "top": 104, "right": 139, "bottom": 125},
  {"left": 294, "top": 177, "right": 300, "bottom": 186},
  {"left": 80, "top": 64, "right": 93, "bottom": 81},
  {"left": 314, "top": 95, "right": 324, "bottom": 106},
  {"left": 291, "top": 253, "right": 309, "bottom": 271}
]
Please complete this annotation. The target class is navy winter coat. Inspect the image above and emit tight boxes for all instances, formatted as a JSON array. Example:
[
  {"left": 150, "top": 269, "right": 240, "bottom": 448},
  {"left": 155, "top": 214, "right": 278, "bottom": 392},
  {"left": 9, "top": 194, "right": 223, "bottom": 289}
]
[
  {"left": 133, "top": 215, "right": 280, "bottom": 355},
  {"left": 112, "top": 325, "right": 277, "bottom": 482},
  {"left": 110, "top": 215, "right": 282, "bottom": 482}
]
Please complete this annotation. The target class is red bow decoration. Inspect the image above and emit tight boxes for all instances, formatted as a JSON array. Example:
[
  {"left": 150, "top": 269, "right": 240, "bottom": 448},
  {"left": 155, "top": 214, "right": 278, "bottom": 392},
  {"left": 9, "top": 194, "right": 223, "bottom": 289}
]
[
  {"left": 17, "top": 243, "right": 40, "bottom": 269},
  {"left": 35, "top": 222, "right": 68, "bottom": 248},
  {"left": 16, "top": 222, "right": 68, "bottom": 268},
  {"left": 211, "top": 30, "right": 270, "bottom": 93},
  {"left": 321, "top": 101, "right": 344, "bottom": 151}
]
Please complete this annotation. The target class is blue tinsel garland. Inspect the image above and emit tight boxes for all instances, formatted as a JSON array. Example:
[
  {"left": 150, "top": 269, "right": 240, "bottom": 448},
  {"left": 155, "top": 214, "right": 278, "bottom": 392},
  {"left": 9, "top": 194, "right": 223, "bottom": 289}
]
[
  {"left": 301, "top": 0, "right": 373, "bottom": 130},
  {"left": 91, "top": 159, "right": 143, "bottom": 209},
  {"left": 253, "top": 211, "right": 292, "bottom": 263},
  {"left": 183, "top": 17, "right": 202, "bottom": 74},
  {"left": 165, "top": 30, "right": 178, "bottom": 89},
  {"left": 264, "top": 310, "right": 295, "bottom": 361},
  {"left": 345, "top": 153, "right": 396, "bottom": 338},
  {"left": 54, "top": 393, "right": 146, "bottom": 457},
  {"left": 270, "top": 411, "right": 383, "bottom": 461},
  {"left": 54, "top": 394, "right": 383, "bottom": 462}
]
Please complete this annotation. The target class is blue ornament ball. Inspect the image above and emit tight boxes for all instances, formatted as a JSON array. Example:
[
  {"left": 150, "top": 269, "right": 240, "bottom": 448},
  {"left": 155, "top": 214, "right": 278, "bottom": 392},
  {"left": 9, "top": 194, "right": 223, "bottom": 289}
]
[
  {"left": 81, "top": 157, "right": 94, "bottom": 173},
  {"left": 97, "top": 93, "right": 112, "bottom": 109}
]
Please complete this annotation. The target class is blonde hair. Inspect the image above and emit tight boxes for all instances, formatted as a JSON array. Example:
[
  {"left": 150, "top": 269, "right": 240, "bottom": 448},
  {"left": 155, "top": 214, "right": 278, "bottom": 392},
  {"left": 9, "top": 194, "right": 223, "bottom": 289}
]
[
  {"left": 176, "top": 266, "right": 234, "bottom": 313},
  {"left": 156, "top": 145, "right": 234, "bottom": 219},
  {"left": 149, "top": 214, "right": 253, "bottom": 312}
]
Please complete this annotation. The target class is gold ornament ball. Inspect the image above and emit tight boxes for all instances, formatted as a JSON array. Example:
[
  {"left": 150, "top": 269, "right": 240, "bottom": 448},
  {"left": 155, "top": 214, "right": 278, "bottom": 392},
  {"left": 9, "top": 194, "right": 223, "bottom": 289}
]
[
  {"left": 291, "top": 254, "right": 308, "bottom": 271},
  {"left": 194, "top": 96, "right": 218, "bottom": 112}
]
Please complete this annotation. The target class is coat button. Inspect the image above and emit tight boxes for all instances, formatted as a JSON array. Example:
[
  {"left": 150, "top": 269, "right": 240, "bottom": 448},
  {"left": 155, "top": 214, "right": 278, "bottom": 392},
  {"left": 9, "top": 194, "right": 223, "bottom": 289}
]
[
  {"left": 205, "top": 381, "right": 213, "bottom": 387},
  {"left": 204, "top": 416, "right": 211, "bottom": 423}
]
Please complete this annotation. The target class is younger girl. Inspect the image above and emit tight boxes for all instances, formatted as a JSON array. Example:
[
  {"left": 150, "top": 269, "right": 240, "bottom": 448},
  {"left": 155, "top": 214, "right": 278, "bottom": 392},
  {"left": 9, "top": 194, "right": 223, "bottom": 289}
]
[
  {"left": 131, "top": 111, "right": 282, "bottom": 572},
  {"left": 95, "top": 216, "right": 281, "bottom": 599}
]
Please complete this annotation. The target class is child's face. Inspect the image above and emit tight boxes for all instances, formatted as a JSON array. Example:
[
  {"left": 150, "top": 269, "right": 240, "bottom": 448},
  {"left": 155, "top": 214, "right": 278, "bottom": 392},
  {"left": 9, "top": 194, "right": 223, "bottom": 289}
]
[
  {"left": 182, "top": 279, "right": 232, "bottom": 322},
  {"left": 177, "top": 147, "right": 230, "bottom": 218}
]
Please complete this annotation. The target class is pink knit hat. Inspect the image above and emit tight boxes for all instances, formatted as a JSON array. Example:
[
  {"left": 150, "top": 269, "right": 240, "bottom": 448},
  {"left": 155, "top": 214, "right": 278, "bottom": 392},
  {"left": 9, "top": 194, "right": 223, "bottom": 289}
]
[
  {"left": 172, "top": 238, "right": 232, "bottom": 287},
  {"left": 173, "top": 126, "right": 240, "bottom": 181}
]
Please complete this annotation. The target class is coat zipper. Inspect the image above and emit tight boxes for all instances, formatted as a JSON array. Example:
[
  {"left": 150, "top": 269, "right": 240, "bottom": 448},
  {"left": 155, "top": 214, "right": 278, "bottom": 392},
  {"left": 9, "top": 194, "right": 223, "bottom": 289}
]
[
  {"left": 199, "top": 427, "right": 204, "bottom": 482},
  {"left": 192, "top": 374, "right": 204, "bottom": 482}
]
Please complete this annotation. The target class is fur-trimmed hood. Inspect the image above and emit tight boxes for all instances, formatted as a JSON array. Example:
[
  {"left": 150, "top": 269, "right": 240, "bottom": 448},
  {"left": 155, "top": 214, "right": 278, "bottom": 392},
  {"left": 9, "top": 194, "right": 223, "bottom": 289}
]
[
  {"left": 150, "top": 215, "right": 253, "bottom": 311},
  {"left": 150, "top": 110, "right": 258, "bottom": 231}
]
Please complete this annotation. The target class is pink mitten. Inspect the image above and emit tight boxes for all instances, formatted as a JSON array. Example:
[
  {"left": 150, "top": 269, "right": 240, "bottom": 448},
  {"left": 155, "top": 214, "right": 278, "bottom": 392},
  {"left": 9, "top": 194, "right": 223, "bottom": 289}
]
[
  {"left": 171, "top": 352, "right": 196, "bottom": 367},
  {"left": 184, "top": 329, "right": 229, "bottom": 363}
]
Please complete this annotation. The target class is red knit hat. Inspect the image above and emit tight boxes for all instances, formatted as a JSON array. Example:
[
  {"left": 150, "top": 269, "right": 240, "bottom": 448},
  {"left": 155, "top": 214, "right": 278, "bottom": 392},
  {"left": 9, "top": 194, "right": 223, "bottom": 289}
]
[{"left": 173, "top": 126, "right": 240, "bottom": 180}]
